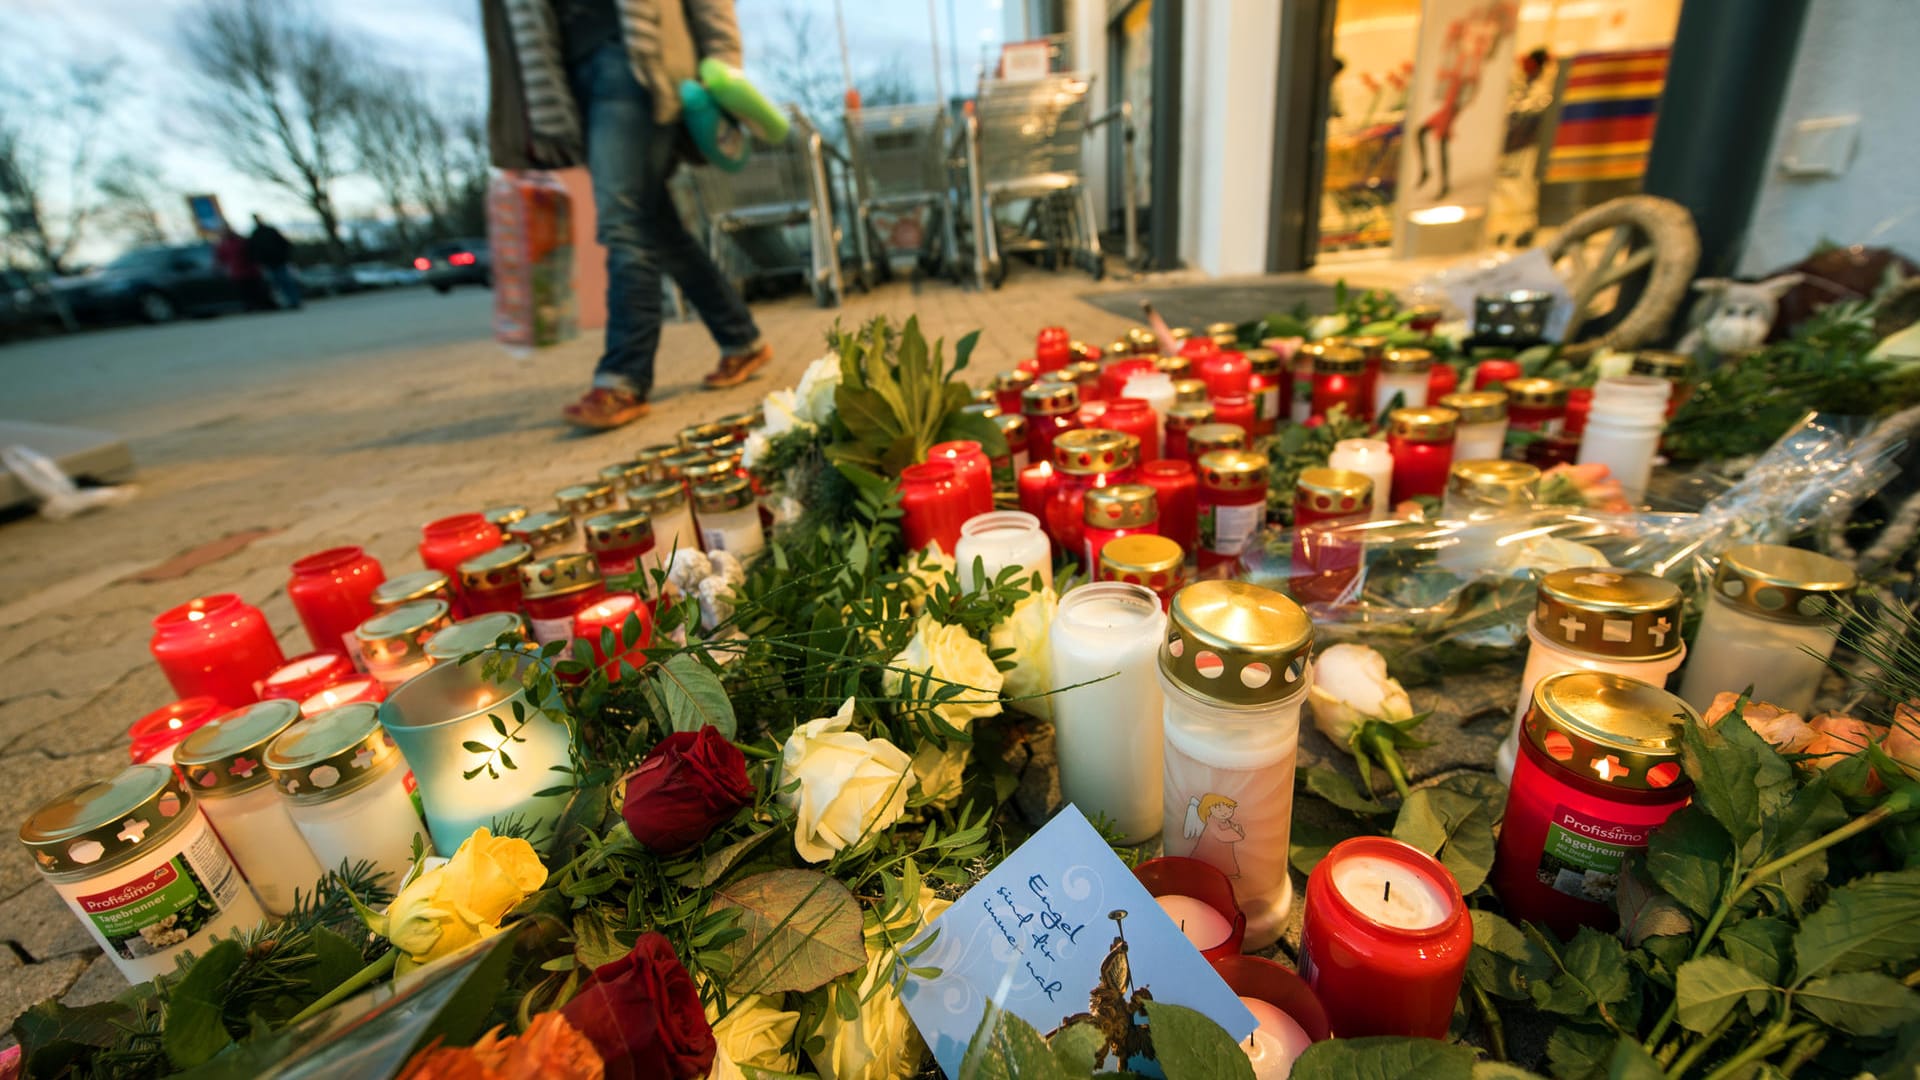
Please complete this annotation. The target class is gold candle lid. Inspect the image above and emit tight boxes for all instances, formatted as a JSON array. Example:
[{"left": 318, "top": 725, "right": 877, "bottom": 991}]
[
  {"left": 1170, "top": 326, "right": 1193, "bottom": 342},
  {"left": 1341, "top": 335, "right": 1388, "bottom": 360},
  {"left": 355, "top": 599, "right": 452, "bottom": 668},
  {"left": 1106, "top": 338, "right": 1132, "bottom": 358},
  {"left": 629, "top": 479, "right": 689, "bottom": 517},
  {"left": 509, "top": 510, "right": 577, "bottom": 553},
  {"left": 1099, "top": 534, "right": 1185, "bottom": 588},
  {"left": 681, "top": 457, "right": 738, "bottom": 486},
  {"left": 1156, "top": 354, "right": 1192, "bottom": 379},
  {"left": 1524, "top": 671, "right": 1696, "bottom": 791},
  {"left": 1172, "top": 378, "right": 1210, "bottom": 405},
  {"left": 1022, "top": 381, "right": 1079, "bottom": 415},
  {"left": 1504, "top": 377, "right": 1568, "bottom": 408},
  {"left": 1295, "top": 467, "right": 1373, "bottom": 514},
  {"left": 1197, "top": 449, "right": 1269, "bottom": 494},
  {"left": 1389, "top": 405, "right": 1459, "bottom": 442},
  {"left": 21, "top": 764, "right": 198, "bottom": 876},
  {"left": 1710, "top": 543, "right": 1857, "bottom": 623},
  {"left": 1065, "top": 359, "right": 1101, "bottom": 387},
  {"left": 1630, "top": 351, "right": 1691, "bottom": 379},
  {"left": 659, "top": 450, "right": 711, "bottom": 480},
  {"left": 994, "top": 369, "right": 1036, "bottom": 393},
  {"left": 585, "top": 509, "right": 654, "bottom": 553},
  {"left": 1161, "top": 581, "right": 1312, "bottom": 706},
  {"left": 458, "top": 542, "right": 534, "bottom": 593},
  {"left": 425, "top": 612, "right": 528, "bottom": 661},
  {"left": 715, "top": 410, "right": 759, "bottom": 436},
  {"left": 599, "top": 460, "right": 655, "bottom": 492},
  {"left": 1313, "top": 345, "right": 1365, "bottom": 374},
  {"left": 520, "top": 553, "right": 602, "bottom": 600},
  {"left": 371, "top": 570, "right": 451, "bottom": 611},
  {"left": 1187, "top": 423, "right": 1248, "bottom": 456},
  {"left": 1071, "top": 340, "right": 1097, "bottom": 361},
  {"left": 483, "top": 504, "right": 529, "bottom": 534},
  {"left": 1054, "top": 428, "right": 1138, "bottom": 474},
  {"left": 1166, "top": 400, "right": 1216, "bottom": 430},
  {"left": 1084, "top": 483, "right": 1158, "bottom": 529},
  {"left": 555, "top": 481, "right": 617, "bottom": 517},
  {"left": 1244, "top": 348, "right": 1282, "bottom": 376},
  {"left": 679, "top": 421, "right": 734, "bottom": 449},
  {"left": 1437, "top": 390, "right": 1508, "bottom": 423},
  {"left": 1448, "top": 460, "right": 1539, "bottom": 507},
  {"left": 1206, "top": 321, "right": 1238, "bottom": 339},
  {"left": 634, "top": 443, "right": 678, "bottom": 468},
  {"left": 1123, "top": 327, "right": 1157, "bottom": 353},
  {"left": 176, "top": 699, "right": 304, "bottom": 795},
  {"left": 969, "top": 388, "right": 998, "bottom": 407},
  {"left": 992, "top": 412, "right": 1029, "bottom": 445},
  {"left": 961, "top": 401, "right": 1002, "bottom": 420},
  {"left": 264, "top": 703, "right": 400, "bottom": 802},
  {"left": 1381, "top": 348, "right": 1434, "bottom": 372},
  {"left": 1537, "top": 569, "right": 1684, "bottom": 660},
  {"left": 693, "top": 475, "right": 755, "bottom": 514}
]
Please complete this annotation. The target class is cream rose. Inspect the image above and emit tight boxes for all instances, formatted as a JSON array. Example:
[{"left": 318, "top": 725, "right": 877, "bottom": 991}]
[
  {"left": 794, "top": 353, "right": 843, "bottom": 426},
  {"left": 1307, "top": 643, "right": 1413, "bottom": 745},
  {"left": 814, "top": 947, "right": 925, "bottom": 1080},
  {"left": 910, "top": 739, "right": 971, "bottom": 808},
  {"left": 761, "top": 388, "right": 809, "bottom": 438},
  {"left": 886, "top": 616, "right": 1004, "bottom": 731},
  {"left": 900, "top": 544, "right": 956, "bottom": 614},
  {"left": 708, "top": 994, "right": 800, "bottom": 1074},
  {"left": 779, "top": 698, "right": 916, "bottom": 862},
  {"left": 990, "top": 587, "right": 1056, "bottom": 722}
]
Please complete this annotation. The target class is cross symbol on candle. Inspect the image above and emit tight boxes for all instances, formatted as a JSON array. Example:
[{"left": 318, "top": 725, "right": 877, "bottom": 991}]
[
  {"left": 1574, "top": 572, "right": 1620, "bottom": 587},
  {"left": 229, "top": 757, "right": 258, "bottom": 779},
  {"left": 1558, "top": 614, "right": 1586, "bottom": 641},
  {"left": 351, "top": 747, "right": 376, "bottom": 771},
  {"left": 1650, "top": 617, "right": 1671, "bottom": 648},
  {"left": 1592, "top": 754, "right": 1626, "bottom": 782},
  {"left": 116, "top": 818, "right": 149, "bottom": 844}
]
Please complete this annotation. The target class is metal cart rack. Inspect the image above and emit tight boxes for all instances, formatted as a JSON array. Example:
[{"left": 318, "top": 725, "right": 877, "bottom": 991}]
[
  {"left": 677, "top": 108, "right": 853, "bottom": 307},
  {"left": 844, "top": 103, "right": 962, "bottom": 285},
  {"left": 955, "top": 73, "right": 1104, "bottom": 288}
]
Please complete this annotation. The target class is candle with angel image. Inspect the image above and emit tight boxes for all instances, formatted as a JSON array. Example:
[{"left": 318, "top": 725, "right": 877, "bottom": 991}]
[{"left": 1181, "top": 794, "right": 1246, "bottom": 878}]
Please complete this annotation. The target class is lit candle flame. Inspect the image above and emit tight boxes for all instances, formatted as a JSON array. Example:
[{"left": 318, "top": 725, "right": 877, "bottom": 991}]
[{"left": 186, "top": 610, "right": 205, "bottom": 622}]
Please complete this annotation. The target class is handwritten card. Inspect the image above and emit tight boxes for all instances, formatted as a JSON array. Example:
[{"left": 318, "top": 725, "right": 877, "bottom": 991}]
[{"left": 900, "top": 806, "right": 1255, "bottom": 1077}]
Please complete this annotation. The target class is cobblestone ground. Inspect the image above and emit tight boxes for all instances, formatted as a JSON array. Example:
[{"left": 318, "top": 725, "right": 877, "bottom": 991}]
[{"left": 0, "top": 264, "right": 1501, "bottom": 1035}]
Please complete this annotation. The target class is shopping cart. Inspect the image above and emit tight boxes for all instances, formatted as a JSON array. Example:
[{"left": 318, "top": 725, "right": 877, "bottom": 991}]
[
  {"left": 954, "top": 73, "right": 1104, "bottom": 288},
  {"left": 845, "top": 103, "right": 962, "bottom": 285},
  {"left": 677, "top": 108, "right": 853, "bottom": 307}
]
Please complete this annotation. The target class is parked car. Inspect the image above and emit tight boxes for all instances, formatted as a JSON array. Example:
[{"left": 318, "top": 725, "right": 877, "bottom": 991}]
[
  {"left": 64, "top": 244, "right": 250, "bottom": 324},
  {"left": 415, "top": 239, "right": 492, "bottom": 293},
  {"left": 0, "top": 269, "right": 70, "bottom": 341},
  {"left": 349, "top": 262, "right": 425, "bottom": 290},
  {"left": 295, "top": 263, "right": 362, "bottom": 298}
]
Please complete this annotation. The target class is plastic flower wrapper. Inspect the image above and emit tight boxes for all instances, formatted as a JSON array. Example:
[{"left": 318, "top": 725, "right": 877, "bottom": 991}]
[{"left": 1306, "top": 643, "right": 1429, "bottom": 797}]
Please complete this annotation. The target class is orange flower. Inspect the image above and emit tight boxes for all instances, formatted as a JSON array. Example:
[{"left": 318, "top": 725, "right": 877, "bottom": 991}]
[
  {"left": 398, "top": 1013, "right": 605, "bottom": 1080},
  {"left": 1802, "top": 711, "right": 1890, "bottom": 793},
  {"left": 1700, "top": 692, "right": 1816, "bottom": 753}
]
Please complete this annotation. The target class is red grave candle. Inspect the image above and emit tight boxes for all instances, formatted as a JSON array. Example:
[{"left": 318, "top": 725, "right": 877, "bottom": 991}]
[
  {"left": 1504, "top": 377, "right": 1569, "bottom": 436},
  {"left": 1245, "top": 349, "right": 1287, "bottom": 437},
  {"left": 1196, "top": 349, "right": 1251, "bottom": 400},
  {"left": 128, "top": 697, "right": 223, "bottom": 764},
  {"left": 258, "top": 651, "right": 354, "bottom": 703},
  {"left": 1100, "top": 398, "right": 1160, "bottom": 463},
  {"left": 1080, "top": 483, "right": 1158, "bottom": 572},
  {"left": 1097, "top": 534, "right": 1185, "bottom": 609},
  {"left": 584, "top": 510, "right": 656, "bottom": 580},
  {"left": 420, "top": 513, "right": 503, "bottom": 614},
  {"left": 1300, "top": 836, "right": 1472, "bottom": 1039},
  {"left": 150, "top": 594, "right": 286, "bottom": 706},
  {"left": 287, "top": 546, "right": 385, "bottom": 660},
  {"left": 993, "top": 369, "right": 1035, "bottom": 415},
  {"left": 1044, "top": 429, "right": 1139, "bottom": 558},
  {"left": 520, "top": 554, "right": 610, "bottom": 646},
  {"left": 1493, "top": 671, "right": 1694, "bottom": 938},
  {"left": 1563, "top": 387, "right": 1593, "bottom": 436},
  {"left": 1310, "top": 347, "right": 1367, "bottom": 422},
  {"left": 457, "top": 543, "right": 533, "bottom": 617},
  {"left": 1163, "top": 401, "right": 1214, "bottom": 463},
  {"left": 1139, "top": 459, "right": 1199, "bottom": 557},
  {"left": 1291, "top": 468, "right": 1373, "bottom": 605},
  {"left": 1211, "top": 955, "right": 1331, "bottom": 1074},
  {"left": 1473, "top": 358, "right": 1523, "bottom": 391},
  {"left": 1211, "top": 393, "right": 1255, "bottom": 436},
  {"left": 929, "top": 440, "right": 996, "bottom": 519},
  {"left": 1100, "top": 358, "right": 1158, "bottom": 402},
  {"left": 1021, "top": 382, "right": 1081, "bottom": 469},
  {"left": 572, "top": 591, "right": 654, "bottom": 680},
  {"left": 1017, "top": 461, "right": 1054, "bottom": 521},
  {"left": 1034, "top": 326, "right": 1072, "bottom": 373},
  {"left": 1341, "top": 336, "right": 1388, "bottom": 420},
  {"left": 1195, "top": 449, "right": 1269, "bottom": 572},
  {"left": 1075, "top": 399, "right": 1109, "bottom": 430},
  {"left": 1385, "top": 406, "right": 1459, "bottom": 502},
  {"left": 1134, "top": 855, "right": 1247, "bottom": 963},
  {"left": 1427, "top": 360, "right": 1460, "bottom": 402},
  {"left": 899, "top": 461, "right": 971, "bottom": 556},
  {"left": 297, "top": 674, "right": 387, "bottom": 718}
]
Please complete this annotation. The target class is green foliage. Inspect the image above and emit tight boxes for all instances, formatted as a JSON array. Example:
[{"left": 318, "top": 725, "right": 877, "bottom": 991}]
[
  {"left": 706, "top": 870, "right": 868, "bottom": 995},
  {"left": 1259, "top": 405, "right": 1374, "bottom": 526},
  {"left": 956, "top": 999, "right": 1256, "bottom": 1080},
  {"left": 826, "top": 317, "right": 1005, "bottom": 477}
]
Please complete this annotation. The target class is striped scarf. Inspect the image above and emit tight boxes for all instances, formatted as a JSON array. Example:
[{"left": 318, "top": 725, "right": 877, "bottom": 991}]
[{"left": 502, "top": 0, "right": 585, "bottom": 165}]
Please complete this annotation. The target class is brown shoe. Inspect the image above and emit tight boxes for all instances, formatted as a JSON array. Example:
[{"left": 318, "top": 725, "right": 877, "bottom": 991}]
[
  {"left": 702, "top": 343, "right": 773, "bottom": 389},
  {"left": 563, "top": 387, "right": 651, "bottom": 430}
]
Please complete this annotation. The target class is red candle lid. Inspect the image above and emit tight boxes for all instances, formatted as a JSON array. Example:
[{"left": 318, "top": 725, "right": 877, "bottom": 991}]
[
  {"left": 422, "top": 512, "right": 490, "bottom": 539},
  {"left": 290, "top": 545, "right": 369, "bottom": 578},
  {"left": 128, "top": 697, "right": 224, "bottom": 762}
]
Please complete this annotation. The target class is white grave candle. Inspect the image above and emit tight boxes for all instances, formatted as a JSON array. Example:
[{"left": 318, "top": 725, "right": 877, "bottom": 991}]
[
  {"left": 1326, "top": 439, "right": 1392, "bottom": 518},
  {"left": 954, "top": 511, "right": 1053, "bottom": 593},
  {"left": 1329, "top": 853, "right": 1451, "bottom": 929},
  {"left": 1050, "top": 582, "right": 1168, "bottom": 845},
  {"left": 1239, "top": 996, "right": 1314, "bottom": 1080},
  {"left": 1155, "top": 893, "right": 1232, "bottom": 950}
]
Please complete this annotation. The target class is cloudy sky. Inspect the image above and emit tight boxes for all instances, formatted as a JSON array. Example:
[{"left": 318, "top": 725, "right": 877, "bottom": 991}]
[{"left": 3, "top": 0, "right": 1006, "bottom": 261}]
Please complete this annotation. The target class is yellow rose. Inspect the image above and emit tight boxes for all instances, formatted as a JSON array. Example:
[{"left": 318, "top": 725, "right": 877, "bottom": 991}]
[
  {"left": 870, "top": 884, "right": 953, "bottom": 945},
  {"left": 813, "top": 947, "right": 924, "bottom": 1080},
  {"left": 371, "top": 828, "right": 547, "bottom": 975},
  {"left": 990, "top": 587, "right": 1056, "bottom": 722},
  {"left": 779, "top": 698, "right": 916, "bottom": 862},
  {"left": 901, "top": 544, "right": 957, "bottom": 614},
  {"left": 707, "top": 994, "right": 800, "bottom": 1074},
  {"left": 886, "top": 616, "right": 1004, "bottom": 731},
  {"left": 910, "top": 739, "right": 971, "bottom": 808}
]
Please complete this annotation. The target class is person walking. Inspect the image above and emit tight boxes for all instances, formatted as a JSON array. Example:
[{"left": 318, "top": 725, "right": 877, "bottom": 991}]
[
  {"left": 483, "top": 0, "right": 773, "bottom": 431},
  {"left": 246, "top": 215, "right": 302, "bottom": 310},
  {"left": 214, "top": 225, "right": 271, "bottom": 311}
]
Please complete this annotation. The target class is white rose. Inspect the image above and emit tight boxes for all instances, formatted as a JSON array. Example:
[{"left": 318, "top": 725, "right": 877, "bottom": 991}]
[
  {"left": 665, "top": 549, "right": 714, "bottom": 595},
  {"left": 740, "top": 429, "right": 771, "bottom": 472},
  {"left": 708, "top": 993, "right": 801, "bottom": 1074},
  {"left": 814, "top": 947, "right": 925, "bottom": 1080},
  {"left": 761, "top": 388, "right": 808, "bottom": 438},
  {"left": 990, "top": 587, "right": 1056, "bottom": 722},
  {"left": 1308, "top": 314, "right": 1349, "bottom": 341},
  {"left": 885, "top": 615, "right": 1004, "bottom": 731},
  {"left": 910, "top": 739, "right": 970, "bottom": 808},
  {"left": 794, "top": 353, "right": 843, "bottom": 426},
  {"left": 779, "top": 698, "right": 916, "bottom": 862},
  {"left": 1307, "top": 643, "right": 1413, "bottom": 745}
]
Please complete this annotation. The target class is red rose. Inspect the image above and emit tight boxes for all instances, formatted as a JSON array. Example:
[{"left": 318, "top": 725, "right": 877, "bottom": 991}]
[
  {"left": 622, "top": 726, "right": 753, "bottom": 853},
  {"left": 561, "top": 933, "right": 715, "bottom": 1080}
]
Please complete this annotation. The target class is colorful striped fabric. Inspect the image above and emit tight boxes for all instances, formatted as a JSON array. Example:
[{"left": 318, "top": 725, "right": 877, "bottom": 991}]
[{"left": 1544, "top": 47, "right": 1670, "bottom": 184}]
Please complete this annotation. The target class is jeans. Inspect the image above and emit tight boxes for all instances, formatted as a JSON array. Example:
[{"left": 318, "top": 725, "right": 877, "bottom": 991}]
[
  {"left": 568, "top": 43, "right": 760, "bottom": 399},
  {"left": 264, "top": 264, "right": 301, "bottom": 308}
]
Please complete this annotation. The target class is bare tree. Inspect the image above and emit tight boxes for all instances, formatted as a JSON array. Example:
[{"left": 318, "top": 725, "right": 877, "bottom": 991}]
[
  {"left": 178, "top": 0, "right": 355, "bottom": 261},
  {"left": 342, "top": 74, "right": 427, "bottom": 251},
  {"left": 0, "top": 61, "right": 116, "bottom": 274},
  {"left": 94, "top": 155, "right": 173, "bottom": 247},
  {"left": 345, "top": 70, "right": 489, "bottom": 247}
]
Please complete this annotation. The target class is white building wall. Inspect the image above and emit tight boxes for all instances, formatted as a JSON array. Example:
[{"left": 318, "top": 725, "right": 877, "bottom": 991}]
[{"left": 1178, "top": 0, "right": 1282, "bottom": 275}]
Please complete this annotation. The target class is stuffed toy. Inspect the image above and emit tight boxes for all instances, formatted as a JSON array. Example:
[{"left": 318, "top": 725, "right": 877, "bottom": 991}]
[
  {"left": 1677, "top": 273, "right": 1804, "bottom": 357},
  {"left": 681, "top": 61, "right": 789, "bottom": 174}
]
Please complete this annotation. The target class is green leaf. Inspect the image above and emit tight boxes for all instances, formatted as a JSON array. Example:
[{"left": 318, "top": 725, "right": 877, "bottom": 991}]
[
  {"left": 652, "top": 654, "right": 737, "bottom": 738},
  {"left": 953, "top": 328, "right": 981, "bottom": 373},
  {"left": 1392, "top": 786, "right": 1497, "bottom": 894},
  {"left": 570, "top": 907, "right": 630, "bottom": 971},
  {"left": 1616, "top": 861, "right": 1693, "bottom": 946},
  {"left": 1300, "top": 765, "right": 1390, "bottom": 815},
  {"left": 1532, "top": 926, "right": 1631, "bottom": 1016},
  {"left": 1290, "top": 816, "right": 1366, "bottom": 877},
  {"left": 1469, "top": 909, "right": 1550, "bottom": 1001},
  {"left": 163, "top": 938, "right": 246, "bottom": 1067},
  {"left": 836, "top": 384, "right": 906, "bottom": 443},
  {"left": 1144, "top": 1001, "right": 1256, "bottom": 1080},
  {"left": 680, "top": 826, "right": 779, "bottom": 888},
  {"left": 1472, "top": 1065, "right": 1550, "bottom": 1080},
  {"left": 1721, "top": 917, "right": 1794, "bottom": 987},
  {"left": 1793, "top": 866, "right": 1920, "bottom": 984},
  {"left": 1797, "top": 971, "right": 1920, "bottom": 1035},
  {"left": 708, "top": 869, "right": 867, "bottom": 994},
  {"left": 936, "top": 409, "right": 1012, "bottom": 460},
  {"left": 1291, "top": 1035, "right": 1476, "bottom": 1080},
  {"left": 1675, "top": 955, "right": 1773, "bottom": 1033},
  {"left": 1644, "top": 807, "right": 1731, "bottom": 919},
  {"left": 10, "top": 999, "right": 132, "bottom": 1079},
  {"left": 1546, "top": 1023, "right": 1614, "bottom": 1080},
  {"left": 1604, "top": 1036, "right": 1666, "bottom": 1080},
  {"left": 1680, "top": 710, "right": 1795, "bottom": 856},
  {"left": 959, "top": 1003, "right": 1066, "bottom": 1080},
  {"left": 1050, "top": 1021, "right": 1106, "bottom": 1075},
  {"left": 303, "top": 926, "right": 368, "bottom": 1000}
]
